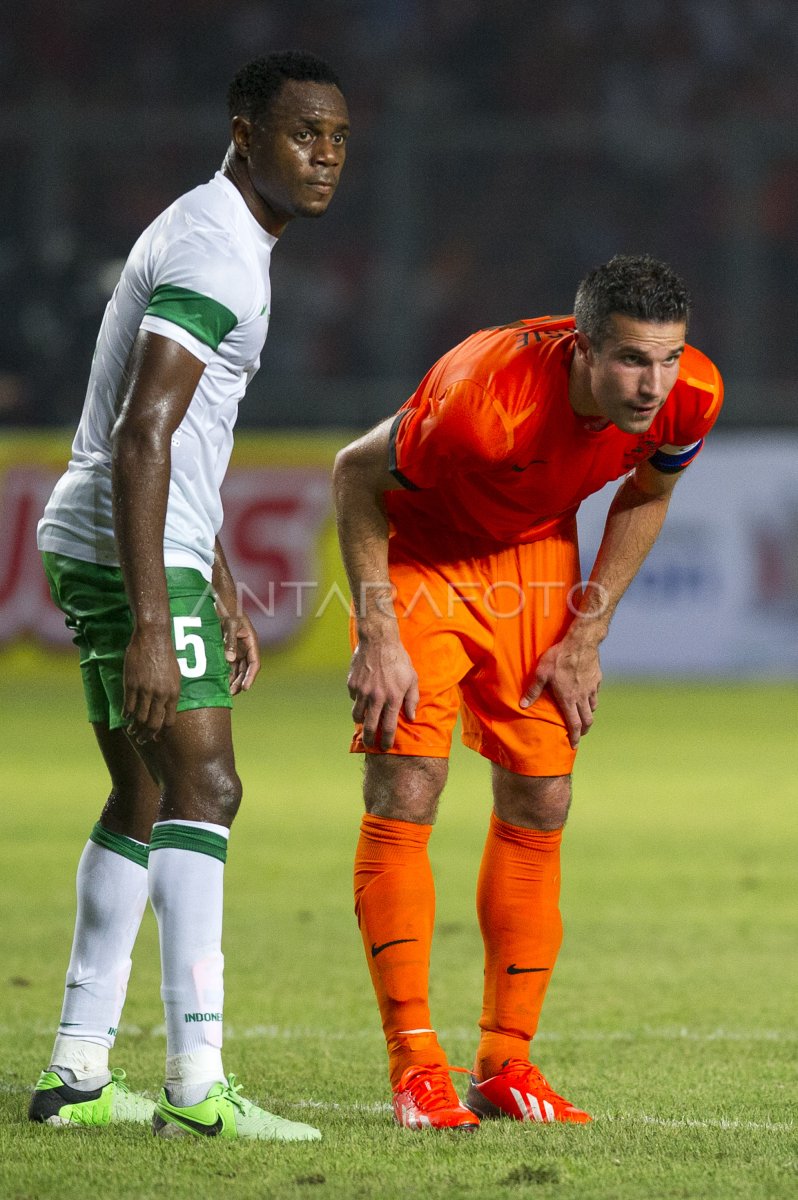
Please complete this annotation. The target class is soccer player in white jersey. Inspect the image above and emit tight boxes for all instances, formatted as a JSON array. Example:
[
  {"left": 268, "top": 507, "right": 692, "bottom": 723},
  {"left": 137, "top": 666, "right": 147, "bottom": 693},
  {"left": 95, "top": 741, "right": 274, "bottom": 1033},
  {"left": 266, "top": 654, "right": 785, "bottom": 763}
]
[{"left": 31, "top": 51, "right": 349, "bottom": 1140}]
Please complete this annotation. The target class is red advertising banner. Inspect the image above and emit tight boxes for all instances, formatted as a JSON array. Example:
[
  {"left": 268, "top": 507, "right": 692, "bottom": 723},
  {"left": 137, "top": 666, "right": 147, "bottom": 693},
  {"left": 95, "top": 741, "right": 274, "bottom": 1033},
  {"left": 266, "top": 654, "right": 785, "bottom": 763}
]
[{"left": 0, "top": 433, "right": 352, "bottom": 667}]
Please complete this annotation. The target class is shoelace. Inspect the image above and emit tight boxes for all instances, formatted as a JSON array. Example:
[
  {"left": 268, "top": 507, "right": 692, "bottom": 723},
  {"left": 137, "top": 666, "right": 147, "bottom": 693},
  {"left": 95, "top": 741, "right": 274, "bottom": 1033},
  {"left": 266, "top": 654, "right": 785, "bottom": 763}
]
[
  {"left": 402, "top": 1064, "right": 470, "bottom": 1111},
  {"left": 498, "top": 1059, "right": 567, "bottom": 1103},
  {"left": 109, "top": 1069, "right": 131, "bottom": 1093},
  {"left": 219, "top": 1074, "right": 250, "bottom": 1114}
]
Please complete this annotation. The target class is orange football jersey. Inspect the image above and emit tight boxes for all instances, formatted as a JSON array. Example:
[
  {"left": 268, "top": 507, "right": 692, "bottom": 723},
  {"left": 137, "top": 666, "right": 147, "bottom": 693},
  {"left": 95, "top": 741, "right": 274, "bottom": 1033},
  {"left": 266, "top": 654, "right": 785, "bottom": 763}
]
[{"left": 387, "top": 316, "right": 722, "bottom": 545}]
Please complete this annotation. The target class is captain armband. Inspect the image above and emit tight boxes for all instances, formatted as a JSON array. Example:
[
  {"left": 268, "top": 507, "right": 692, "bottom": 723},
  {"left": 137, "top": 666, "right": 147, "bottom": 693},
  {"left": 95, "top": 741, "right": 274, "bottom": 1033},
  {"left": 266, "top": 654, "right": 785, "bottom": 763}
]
[{"left": 648, "top": 439, "right": 703, "bottom": 474}]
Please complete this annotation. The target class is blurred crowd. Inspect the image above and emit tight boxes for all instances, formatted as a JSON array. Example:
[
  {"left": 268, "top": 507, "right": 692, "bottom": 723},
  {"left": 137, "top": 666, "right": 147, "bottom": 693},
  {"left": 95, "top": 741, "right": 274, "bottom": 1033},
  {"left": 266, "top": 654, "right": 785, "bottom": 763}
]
[{"left": 2, "top": 0, "right": 797, "bottom": 426}]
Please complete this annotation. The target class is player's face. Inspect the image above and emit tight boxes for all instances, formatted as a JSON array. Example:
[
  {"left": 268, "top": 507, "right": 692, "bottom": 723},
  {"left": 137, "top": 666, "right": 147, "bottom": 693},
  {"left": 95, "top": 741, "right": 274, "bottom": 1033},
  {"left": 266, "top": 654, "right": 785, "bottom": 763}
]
[
  {"left": 581, "top": 315, "right": 686, "bottom": 433},
  {"left": 241, "top": 80, "right": 349, "bottom": 232}
]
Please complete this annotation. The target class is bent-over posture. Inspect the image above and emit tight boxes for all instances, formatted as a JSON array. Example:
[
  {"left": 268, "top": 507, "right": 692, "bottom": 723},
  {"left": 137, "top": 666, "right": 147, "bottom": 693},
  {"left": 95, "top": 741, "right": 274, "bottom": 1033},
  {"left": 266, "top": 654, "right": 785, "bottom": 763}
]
[{"left": 333, "top": 255, "right": 722, "bottom": 1131}]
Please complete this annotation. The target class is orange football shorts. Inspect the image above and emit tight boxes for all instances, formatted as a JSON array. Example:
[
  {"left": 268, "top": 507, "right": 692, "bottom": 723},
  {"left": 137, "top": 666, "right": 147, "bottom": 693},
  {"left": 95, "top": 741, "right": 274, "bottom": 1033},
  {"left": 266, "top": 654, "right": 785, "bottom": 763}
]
[{"left": 349, "top": 519, "right": 582, "bottom": 776}]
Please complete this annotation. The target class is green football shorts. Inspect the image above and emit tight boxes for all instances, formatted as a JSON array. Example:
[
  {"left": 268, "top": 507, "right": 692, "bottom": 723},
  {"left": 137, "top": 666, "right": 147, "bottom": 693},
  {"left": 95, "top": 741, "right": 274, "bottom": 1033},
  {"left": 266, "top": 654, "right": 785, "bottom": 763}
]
[{"left": 42, "top": 551, "right": 232, "bottom": 730}]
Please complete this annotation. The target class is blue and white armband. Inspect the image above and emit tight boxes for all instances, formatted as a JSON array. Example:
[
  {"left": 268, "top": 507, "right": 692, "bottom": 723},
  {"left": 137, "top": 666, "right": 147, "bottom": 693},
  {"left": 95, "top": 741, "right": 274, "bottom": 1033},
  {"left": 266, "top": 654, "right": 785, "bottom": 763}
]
[{"left": 648, "top": 439, "right": 704, "bottom": 474}]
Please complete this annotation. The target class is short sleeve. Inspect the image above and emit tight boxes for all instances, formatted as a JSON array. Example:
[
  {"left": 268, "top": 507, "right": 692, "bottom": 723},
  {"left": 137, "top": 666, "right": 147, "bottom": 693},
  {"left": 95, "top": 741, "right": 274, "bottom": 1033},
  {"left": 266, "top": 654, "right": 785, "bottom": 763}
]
[
  {"left": 143, "top": 285, "right": 236, "bottom": 351},
  {"left": 648, "top": 350, "right": 724, "bottom": 475},
  {"left": 671, "top": 350, "right": 724, "bottom": 442},
  {"left": 140, "top": 224, "right": 258, "bottom": 354},
  {"left": 138, "top": 314, "right": 218, "bottom": 364},
  {"left": 389, "top": 379, "right": 516, "bottom": 489}
]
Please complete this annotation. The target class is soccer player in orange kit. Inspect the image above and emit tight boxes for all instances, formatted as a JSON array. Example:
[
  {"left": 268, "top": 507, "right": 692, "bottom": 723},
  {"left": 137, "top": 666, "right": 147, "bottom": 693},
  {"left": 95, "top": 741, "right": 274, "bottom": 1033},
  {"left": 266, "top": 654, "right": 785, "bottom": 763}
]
[{"left": 332, "top": 255, "right": 722, "bottom": 1131}]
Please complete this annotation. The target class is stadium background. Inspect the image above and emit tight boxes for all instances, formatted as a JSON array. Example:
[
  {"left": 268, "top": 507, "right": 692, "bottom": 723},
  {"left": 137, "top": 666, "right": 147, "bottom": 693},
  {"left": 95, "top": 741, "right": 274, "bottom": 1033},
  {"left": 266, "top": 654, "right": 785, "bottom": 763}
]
[
  {"left": 1, "top": 0, "right": 797, "bottom": 675},
  {"left": 3, "top": 0, "right": 798, "bottom": 430}
]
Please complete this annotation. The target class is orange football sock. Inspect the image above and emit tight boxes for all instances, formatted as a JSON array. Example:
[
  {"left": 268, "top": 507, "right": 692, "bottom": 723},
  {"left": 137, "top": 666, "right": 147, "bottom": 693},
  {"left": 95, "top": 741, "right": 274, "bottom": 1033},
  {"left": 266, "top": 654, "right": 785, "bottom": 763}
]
[
  {"left": 475, "top": 813, "right": 563, "bottom": 1081},
  {"left": 354, "top": 812, "right": 447, "bottom": 1088}
]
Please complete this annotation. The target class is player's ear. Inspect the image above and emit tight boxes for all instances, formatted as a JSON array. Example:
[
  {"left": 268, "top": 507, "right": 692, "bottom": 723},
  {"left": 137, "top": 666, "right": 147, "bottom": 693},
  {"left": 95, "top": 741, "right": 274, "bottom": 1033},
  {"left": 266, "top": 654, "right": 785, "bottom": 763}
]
[
  {"left": 575, "top": 330, "right": 593, "bottom": 364},
  {"left": 230, "top": 115, "right": 255, "bottom": 159}
]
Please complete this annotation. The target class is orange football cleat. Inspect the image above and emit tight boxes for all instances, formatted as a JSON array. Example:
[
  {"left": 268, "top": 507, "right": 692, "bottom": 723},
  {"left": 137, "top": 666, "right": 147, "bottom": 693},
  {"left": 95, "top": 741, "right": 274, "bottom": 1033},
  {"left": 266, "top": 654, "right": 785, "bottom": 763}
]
[
  {"left": 466, "top": 1059, "right": 592, "bottom": 1124},
  {"left": 392, "top": 1064, "right": 480, "bottom": 1131}
]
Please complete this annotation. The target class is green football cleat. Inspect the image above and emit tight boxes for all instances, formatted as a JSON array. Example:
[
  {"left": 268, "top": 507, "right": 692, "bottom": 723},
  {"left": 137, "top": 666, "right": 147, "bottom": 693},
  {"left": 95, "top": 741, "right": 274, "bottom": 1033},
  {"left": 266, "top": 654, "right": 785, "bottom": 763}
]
[
  {"left": 152, "top": 1074, "right": 322, "bottom": 1141},
  {"left": 29, "top": 1068, "right": 155, "bottom": 1126}
]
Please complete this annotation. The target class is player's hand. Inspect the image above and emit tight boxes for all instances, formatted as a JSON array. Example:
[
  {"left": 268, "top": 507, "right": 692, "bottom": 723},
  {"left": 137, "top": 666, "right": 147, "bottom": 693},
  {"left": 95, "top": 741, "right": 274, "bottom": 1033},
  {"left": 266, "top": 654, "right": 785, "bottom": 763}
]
[
  {"left": 123, "top": 628, "right": 182, "bottom": 743},
  {"left": 222, "top": 612, "right": 261, "bottom": 695},
  {"left": 520, "top": 635, "right": 602, "bottom": 749},
  {"left": 348, "top": 632, "right": 419, "bottom": 751}
]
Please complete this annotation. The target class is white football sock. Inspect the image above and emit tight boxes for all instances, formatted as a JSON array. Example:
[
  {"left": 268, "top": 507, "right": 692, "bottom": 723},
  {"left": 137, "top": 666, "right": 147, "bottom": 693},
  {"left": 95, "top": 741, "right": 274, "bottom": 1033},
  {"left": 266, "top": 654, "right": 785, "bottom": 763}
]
[
  {"left": 148, "top": 819, "right": 230, "bottom": 1105},
  {"left": 50, "top": 827, "right": 148, "bottom": 1075}
]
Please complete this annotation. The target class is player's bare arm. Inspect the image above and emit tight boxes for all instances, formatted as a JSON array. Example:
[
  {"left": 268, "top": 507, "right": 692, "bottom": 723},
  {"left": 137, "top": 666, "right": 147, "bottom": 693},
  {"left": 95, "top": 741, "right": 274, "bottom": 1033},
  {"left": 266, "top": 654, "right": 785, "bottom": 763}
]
[
  {"left": 111, "top": 331, "right": 205, "bottom": 741},
  {"left": 522, "top": 456, "right": 682, "bottom": 747},
  {"left": 333, "top": 418, "right": 419, "bottom": 750},
  {"left": 213, "top": 536, "right": 260, "bottom": 695}
]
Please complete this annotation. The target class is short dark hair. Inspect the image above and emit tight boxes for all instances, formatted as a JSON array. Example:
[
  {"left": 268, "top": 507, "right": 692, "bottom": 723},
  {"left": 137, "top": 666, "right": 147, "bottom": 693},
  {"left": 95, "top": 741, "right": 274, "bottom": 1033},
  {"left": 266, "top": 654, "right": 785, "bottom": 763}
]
[
  {"left": 227, "top": 51, "right": 342, "bottom": 125},
  {"left": 574, "top": 254, "right": 691, "bottom": 347}
]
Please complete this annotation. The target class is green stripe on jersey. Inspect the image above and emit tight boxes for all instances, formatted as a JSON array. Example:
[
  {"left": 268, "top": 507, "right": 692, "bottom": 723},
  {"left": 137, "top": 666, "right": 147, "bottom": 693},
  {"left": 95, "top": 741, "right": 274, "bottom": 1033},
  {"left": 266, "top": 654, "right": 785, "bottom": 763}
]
[
  {"left": 144, "top": 285, "right": 237, "bottom": 351},
  {"left": 149, "top": 823, "right": 228, "bottom": 863},
  {"left": 89, "top": 822, "right": 149, "bottom": 869}
]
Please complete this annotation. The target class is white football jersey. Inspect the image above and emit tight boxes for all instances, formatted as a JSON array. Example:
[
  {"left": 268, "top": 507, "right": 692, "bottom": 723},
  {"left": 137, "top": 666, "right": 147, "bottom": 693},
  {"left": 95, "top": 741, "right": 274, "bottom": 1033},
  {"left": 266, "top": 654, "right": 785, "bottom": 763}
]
[{"left": 38, "top": 171, "right": 276, "bottom": 579}]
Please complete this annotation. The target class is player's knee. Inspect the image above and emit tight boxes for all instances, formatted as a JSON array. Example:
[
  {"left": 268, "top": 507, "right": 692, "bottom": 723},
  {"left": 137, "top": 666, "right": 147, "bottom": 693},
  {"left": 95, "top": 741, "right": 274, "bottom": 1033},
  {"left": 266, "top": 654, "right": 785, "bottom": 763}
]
[
  {"left": 159, "top": 757, "right": 243, "bottom": 826},
  {"left": 363, "top": 754, "right": 448, "bottom": 823},
  {"left": 211, "top": 764, "right": 243, "bottom": 824},
  {"left": 189, "top": 760, "right": 242, "bottom": 825},
  {"left": 541, "top": 774, "right": 572, "bottom": 826},
  {"left": 492, "top": 767, "right": 572, "bottom": 830}
]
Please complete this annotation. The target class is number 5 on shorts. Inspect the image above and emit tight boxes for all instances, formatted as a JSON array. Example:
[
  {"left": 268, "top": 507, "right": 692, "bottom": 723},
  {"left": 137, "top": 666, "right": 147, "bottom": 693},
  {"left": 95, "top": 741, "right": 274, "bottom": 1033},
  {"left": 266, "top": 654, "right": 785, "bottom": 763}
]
[{"left": 174, "top": 616, "right": 208, "bottom": 679}]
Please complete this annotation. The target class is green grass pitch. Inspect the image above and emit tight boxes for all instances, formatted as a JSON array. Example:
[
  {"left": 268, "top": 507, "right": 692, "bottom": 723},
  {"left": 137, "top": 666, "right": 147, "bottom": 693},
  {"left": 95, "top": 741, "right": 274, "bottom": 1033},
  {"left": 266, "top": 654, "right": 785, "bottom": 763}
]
[{"left": 0, "top": 668, "right": 795, "bottom": 1199}]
